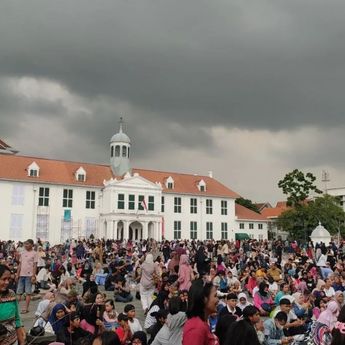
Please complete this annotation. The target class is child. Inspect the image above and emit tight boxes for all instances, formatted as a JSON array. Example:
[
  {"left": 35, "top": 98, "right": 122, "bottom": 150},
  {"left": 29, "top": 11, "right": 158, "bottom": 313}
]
[
  {"left": 103, "top": 299, "right": 119, "bottom": 331},
  {"left": 124, "top": 304, "right": 143, "bottom": 334},
  {"left": 115, "top": 313, "right": 132, "bottom": 344}
]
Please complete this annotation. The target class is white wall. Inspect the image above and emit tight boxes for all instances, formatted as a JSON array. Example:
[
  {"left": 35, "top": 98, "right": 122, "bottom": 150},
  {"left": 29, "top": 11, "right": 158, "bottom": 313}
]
[
  {"left": 162, "top": 193, "right": 236, "bottom": 240},
  {"left": 1, "top": 178, "right": 266, "bottom": 243},
  {"left": 235, "top": 219, "right": 268, "bottom": 240}
]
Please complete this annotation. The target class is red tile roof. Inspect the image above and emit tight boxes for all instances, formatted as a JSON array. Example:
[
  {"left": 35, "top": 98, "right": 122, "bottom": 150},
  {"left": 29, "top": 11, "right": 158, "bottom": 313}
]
[
  {"left": 276, "top": 201, "right": 288, "bottom": 208},
  {"left": 0, "top": 154, "right": 240, "bottom": 198},
  {"left": 261, "top": 207, "right": 287, "bottom": 219},
  {"left": 235, "top": 204, "right": 267, "bottom": 221}
]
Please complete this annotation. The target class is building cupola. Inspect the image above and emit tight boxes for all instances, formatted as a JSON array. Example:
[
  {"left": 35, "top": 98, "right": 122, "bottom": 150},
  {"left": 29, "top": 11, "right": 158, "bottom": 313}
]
[{"left": 110, "top": 118, "right": 131, "bottom": 176}]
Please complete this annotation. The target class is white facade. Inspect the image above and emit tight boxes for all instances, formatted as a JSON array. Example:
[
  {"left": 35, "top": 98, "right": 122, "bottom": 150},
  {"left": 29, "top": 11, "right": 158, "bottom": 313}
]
[
  {"left": 0, "top": 129, "right": 268, "bottom": 243},
  {"left": 236, "top": 219, "right": 268, "bottom": 241},
  {"left": 0, "top": 177, "right": 268, "bottom": 243}
]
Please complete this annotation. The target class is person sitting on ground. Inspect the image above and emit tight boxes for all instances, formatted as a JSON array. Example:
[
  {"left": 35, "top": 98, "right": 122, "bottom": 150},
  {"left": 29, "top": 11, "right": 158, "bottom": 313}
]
[
  {"left": 144, "top": 291, "right": 169, "bottom": 334},
  {"left": 115, "top": 313, "right": 132, "bottom": 344},
  {"left": 218, "top": 293, "right": 242, "bottom": 319},
  {"left": 56, "top": 312, "right": 93, "bottom": 345},
  {"left": 274, "top": 283, "right": 290, "bottom": 305},
  {"left": 253, "top": 282, "right": 274, "bottom": 316},
  {"left": 148, "top": 309, "right": 169, "bottom": 345},
  {"left": 103, "top": 299, "right": 119, "bottom": 331},
  {"left": 263, "top": 311, "right": 293, "bottom": 345},
  {"left": 92, "top": 330, "right": 121, "bottom": 345},
  {"left": 236, "top": 292, "right": 252, "bottom": 312},
  {"left": 114, "top": 276, "right": 133, "bottom": 303},
  {"left": 151, "top": 296, "right": 187, "bottom": 345},
  {"left": 125, "top": 304, "right": 143, "bottom": 335},
  {"left": 331, "top": 305, "right": 345, "bottom": 345},
  {"left": 132, "top": 331, "right": 148, "bottom": 345},
  {"left": 224, "top": 319, "right": 261, "bottom": 345},
  {"left": 271, "top": 298, "right": 306, "bottom": 337}
]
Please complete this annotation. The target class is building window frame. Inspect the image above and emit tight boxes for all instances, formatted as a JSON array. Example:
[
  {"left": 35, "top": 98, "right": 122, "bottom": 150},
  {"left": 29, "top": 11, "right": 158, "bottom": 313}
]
[
  {"left": 62, "top": 189, "right": 73, "bottom": 208},
  {"left": 206, "top": 199, "right": 213, "bottom": 214},
  {"left": 129, "top": 194, "right": 135, "bottom": 210},
  {"left": 174, "top": 221, "right": 181, "bottom": 239},
  {"left": 118, "top": 193, "right": 125, "bottom": 210},
  {"left": 221, "top": 200, "right": 227, "bottom": 215},
  {"left": 86, "top": 191, "right": 95, "bottom": 209},
  {"left": 39, "top": 187, "right": 49, "bottom": 207},
  {"left": 190, "top": 221, "right": 197, "bottom": 239},
  {"left": 174, "top": 197, "right": 182, "bottom": 213},
  {"left": 190, "top": 198, "right": 197, "bottom": 214},
  {"left": 148, "top": 196, "right": 154, "bottom": 211},
  {"left": 206, "top": 222, "right": 213, "bottom": 239},
  {"left": 221, "top": 222, "right": 228, "bottom": 240},
  {"left": 258, "top": 223, "right": 263, "bottom": 230},
  {"left": 138, "top": 195, "right": 145, "bottom": 210},
  {"left": 161, "top": 196, "right": 165, "bottom": 212},
  {"left": 239, "top": 223, "right": 245, "bottom": 230},
  {"left": 249, "top": 223, "right": 254, "bottom": 230}
]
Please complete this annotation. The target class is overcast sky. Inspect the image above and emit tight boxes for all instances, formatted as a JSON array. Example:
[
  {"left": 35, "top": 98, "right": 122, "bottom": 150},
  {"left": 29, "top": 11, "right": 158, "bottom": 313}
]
[{"left": 1, "top": 0, "right": 345, "bottom": 203}]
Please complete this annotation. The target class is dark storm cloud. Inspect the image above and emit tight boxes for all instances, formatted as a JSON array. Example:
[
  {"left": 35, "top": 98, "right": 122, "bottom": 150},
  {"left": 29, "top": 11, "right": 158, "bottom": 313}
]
[
  {"left": 1, "top": 0, "right": 345, "bottom": 133},
  {"left": 2, "top": 0, "right": 345, "bottom": 201}
]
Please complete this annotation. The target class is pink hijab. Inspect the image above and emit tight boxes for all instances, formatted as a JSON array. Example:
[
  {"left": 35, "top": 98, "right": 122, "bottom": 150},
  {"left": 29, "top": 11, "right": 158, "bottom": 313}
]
[
  {"left": 317, "top": 301, "right": 339, "bottom": 329},
  {"left": 178, "top": 254, "right": 192, "bottom": 291}
]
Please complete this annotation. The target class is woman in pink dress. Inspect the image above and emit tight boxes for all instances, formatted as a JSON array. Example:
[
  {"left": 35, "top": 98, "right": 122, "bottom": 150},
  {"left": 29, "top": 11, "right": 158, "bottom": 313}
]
[{"left": 178, "top": 254, "right": 194, "bottom": 291}]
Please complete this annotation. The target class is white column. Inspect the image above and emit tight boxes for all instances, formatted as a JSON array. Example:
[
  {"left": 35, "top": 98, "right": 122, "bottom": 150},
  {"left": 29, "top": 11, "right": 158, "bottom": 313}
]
[
  {"left": 156, "top": 221, "right": 161, "bottom": 242},
  {"left": 113, "top": 220, "right": 118, "bottom": 239},
  {"left": 142, "top": 222, "right": 148, "bottom": 240},
  {"left": 124, "top": 221, "right": 129, "bottom": 240},
  {"left": 104, "top": 221, "right": 107, "bottom": 240}
]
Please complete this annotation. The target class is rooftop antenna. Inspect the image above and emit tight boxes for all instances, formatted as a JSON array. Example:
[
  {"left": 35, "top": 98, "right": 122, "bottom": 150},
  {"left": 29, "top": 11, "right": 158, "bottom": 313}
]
[{"left": 321, "top": 170, "right": 330, "bottom": 194}]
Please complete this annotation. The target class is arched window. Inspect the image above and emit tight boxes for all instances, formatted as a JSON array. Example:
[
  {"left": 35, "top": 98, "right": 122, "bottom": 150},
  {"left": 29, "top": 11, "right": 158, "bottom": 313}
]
[
  {"left": 115, "top": 145, "right": 120, "bottom": 157},
  {"left": 122, "top": 146, "right": 127, "bottom": 157},
  {"left": 111, "top": 146, "right": 114, "bottom": 157},
  {"left": 127, "top": 147, "right": 130, "bottom": 158}
]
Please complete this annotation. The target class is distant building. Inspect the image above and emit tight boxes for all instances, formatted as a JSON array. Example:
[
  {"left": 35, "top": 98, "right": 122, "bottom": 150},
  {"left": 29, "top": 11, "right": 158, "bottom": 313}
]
[
  {"left": 0, "top": 124, "right": 268, "bottom": 243},
  {"left": 260, "top": 202, "right": 289, "bottom": 240}
]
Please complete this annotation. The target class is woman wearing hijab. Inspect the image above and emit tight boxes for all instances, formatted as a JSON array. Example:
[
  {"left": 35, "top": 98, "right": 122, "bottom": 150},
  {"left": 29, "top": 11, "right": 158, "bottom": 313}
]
[
  {"left": 311, "top": 301, "right": 339, "bottom": 345},
  {"left": 253, "top": 282, "right": 274, "bottom": 316},
  {"left": 144, "top": 291, "right": 169, "bottom": 334},
  {"left": 140, "top": 254, "right": 159, "bottom": 314},
  {"left": 45, "top": 303, "right": 67, "bottom": 334},
  {"left": 178, "top": 255, "right": 194, "bottom": 291},
  {"left": 195, "top": 246, "right": 209, "bottom": 276},
  {"left": 33, "top": 291, "right": 56, "bottom": 327},
  {"left": 335, "top": 291, "right": 344, "bottom": 310},
  {"left": 292, "top": 292, "right": 312, "bottom": 319},
  {"left": 236, "top": 293, "right": 251, "bottom": 312}
]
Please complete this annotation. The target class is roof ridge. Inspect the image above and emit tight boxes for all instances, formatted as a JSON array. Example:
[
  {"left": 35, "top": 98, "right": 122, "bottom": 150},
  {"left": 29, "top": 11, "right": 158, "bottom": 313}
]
[{"left": 7, "top": 154, "right": 110, "bottom": 167}]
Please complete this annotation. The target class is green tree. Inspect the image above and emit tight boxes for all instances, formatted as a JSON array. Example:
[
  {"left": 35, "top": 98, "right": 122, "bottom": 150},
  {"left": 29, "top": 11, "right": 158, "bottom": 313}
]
[
  {"left": 235, "top": 197, "right": 260, "bottom": 213},
  {"left": 278, "top": 169, "right": 322, "bottom": 207},
  {"left": 277, "top": 194, "right": 345, "bottom": 240}
]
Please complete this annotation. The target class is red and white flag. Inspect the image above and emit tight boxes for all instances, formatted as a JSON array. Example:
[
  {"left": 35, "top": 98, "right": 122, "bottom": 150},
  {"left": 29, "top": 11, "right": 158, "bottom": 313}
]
[{"left": 141, "top": 199, "right": 148, "bottom": 211}]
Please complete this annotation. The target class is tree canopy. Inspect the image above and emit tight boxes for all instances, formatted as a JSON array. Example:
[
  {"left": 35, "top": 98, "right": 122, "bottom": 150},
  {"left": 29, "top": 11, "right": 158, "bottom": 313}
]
[
  {"left": 278, "top": 169, "right": 322, "bottom": 207},
  {"left": 276, "top": 194, "right": 345, "bottom": 240},
  {"left": 235, "top": 197, "right": 260, "bottom": 213}
]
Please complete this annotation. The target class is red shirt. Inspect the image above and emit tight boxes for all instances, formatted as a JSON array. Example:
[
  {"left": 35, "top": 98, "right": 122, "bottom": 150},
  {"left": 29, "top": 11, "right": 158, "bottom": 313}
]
[{"left": 183, "top": 317, "right": 219, "bottom": 345}]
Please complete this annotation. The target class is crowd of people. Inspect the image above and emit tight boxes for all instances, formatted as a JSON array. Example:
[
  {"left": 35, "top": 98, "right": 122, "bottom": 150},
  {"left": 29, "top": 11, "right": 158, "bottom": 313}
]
[{"left": 1, "top": 237, "right": 345, "bottom": 345}]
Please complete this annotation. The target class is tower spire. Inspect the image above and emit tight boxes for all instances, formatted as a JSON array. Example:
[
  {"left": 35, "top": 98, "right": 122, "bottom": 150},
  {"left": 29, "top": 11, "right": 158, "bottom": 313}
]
[{"left": 119, "top": 117, "right": 123, "bottom": 133}]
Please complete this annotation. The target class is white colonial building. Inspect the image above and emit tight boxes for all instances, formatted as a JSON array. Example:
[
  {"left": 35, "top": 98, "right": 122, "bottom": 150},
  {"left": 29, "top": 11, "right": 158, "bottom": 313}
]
[{"left": 0, "top": 125, "right": 268, "bottom": 244}]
